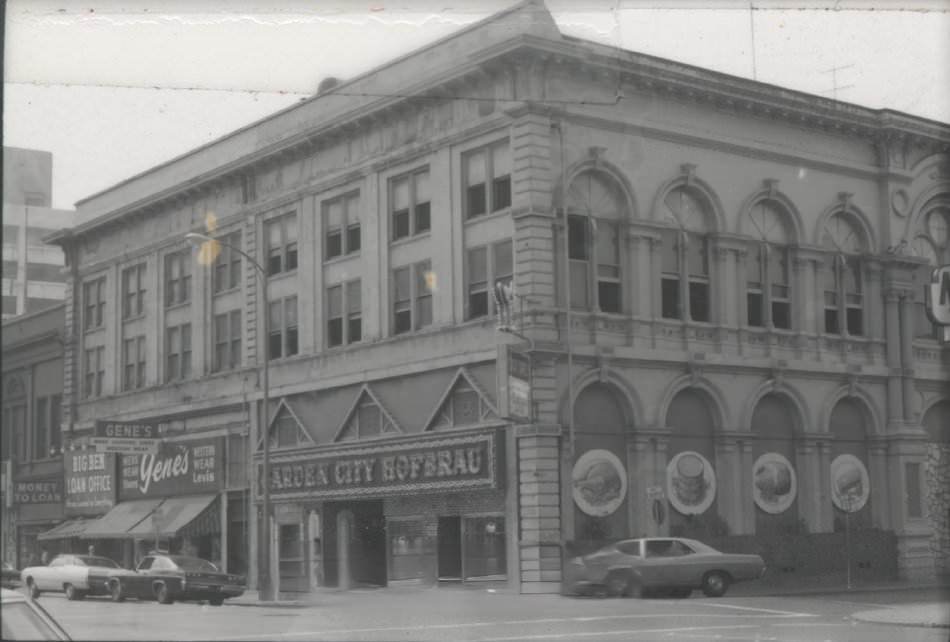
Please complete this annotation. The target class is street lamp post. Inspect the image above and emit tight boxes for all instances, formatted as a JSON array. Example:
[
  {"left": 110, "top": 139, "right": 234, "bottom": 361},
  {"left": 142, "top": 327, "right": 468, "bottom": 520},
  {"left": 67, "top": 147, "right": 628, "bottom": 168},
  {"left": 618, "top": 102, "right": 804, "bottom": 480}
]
[{"left": 185, "top": 232, "right": 273, "bottom": 601}]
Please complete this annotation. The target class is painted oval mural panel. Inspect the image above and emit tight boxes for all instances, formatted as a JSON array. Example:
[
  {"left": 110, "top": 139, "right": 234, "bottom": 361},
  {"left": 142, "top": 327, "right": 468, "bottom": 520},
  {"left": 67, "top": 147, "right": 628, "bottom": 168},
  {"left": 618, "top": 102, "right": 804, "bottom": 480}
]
[
  {"left": 753, "top": 452, "right": 797, "bottom": 514},
  {"left": 572, "top": 449, "right": 627, "bottom": 517},
  {"left": 666, "top": 451, "right": 716, "bottom": 515}
]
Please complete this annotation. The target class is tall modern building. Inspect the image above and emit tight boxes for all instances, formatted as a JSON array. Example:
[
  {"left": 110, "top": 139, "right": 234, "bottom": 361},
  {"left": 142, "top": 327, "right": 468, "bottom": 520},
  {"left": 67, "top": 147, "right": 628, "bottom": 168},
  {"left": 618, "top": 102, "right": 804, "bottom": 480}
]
[
  {"left": 2, "top": 147, "right": 74, "bottom": 318},
  {"left": 41, "top": 0, "right": 950, "bottom": 596}
]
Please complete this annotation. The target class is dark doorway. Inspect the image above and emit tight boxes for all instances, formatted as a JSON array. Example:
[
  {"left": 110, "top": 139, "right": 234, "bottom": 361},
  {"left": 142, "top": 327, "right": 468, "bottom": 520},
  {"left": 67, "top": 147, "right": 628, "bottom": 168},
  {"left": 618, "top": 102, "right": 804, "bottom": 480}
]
[
  {"left": 437, "top": 516, "right": 462, "bottom": 580},
  {"left": 324, "top": 500, "right": 387, "bottom": 589}
]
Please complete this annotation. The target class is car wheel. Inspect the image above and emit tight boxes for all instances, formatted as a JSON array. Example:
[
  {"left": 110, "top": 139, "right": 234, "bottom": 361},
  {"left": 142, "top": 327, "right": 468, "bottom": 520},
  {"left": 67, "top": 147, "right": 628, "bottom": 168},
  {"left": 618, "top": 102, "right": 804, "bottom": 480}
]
[
  {"left": 155, "top": 583, "right": 174, "bottom": 604},
  {"left": 26, "top": 578, "right": 40, "bottom": 599},
  {"left": 65, "top": 584, "right": 80, "bottom": 601},
  {"left": 670, "top": 588, "right": 692, "bottom": 599},
  {"left": 110, "top": 581, "right": 125, "bottom": 603},
  {"left": 701, "top": 571, "right": 730, "bottom": 598},
  {"left": 209, "top": 596, "right": 224, "bottom": 606},
  {"left": 606, "top": 571, "right": 641, "bottom": 598}
]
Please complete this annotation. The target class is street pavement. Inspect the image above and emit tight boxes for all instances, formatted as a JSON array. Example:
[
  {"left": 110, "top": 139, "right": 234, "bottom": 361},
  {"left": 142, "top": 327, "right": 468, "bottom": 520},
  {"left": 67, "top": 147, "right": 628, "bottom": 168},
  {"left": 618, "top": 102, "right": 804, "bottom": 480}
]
[{"left": 31, "top": 585, "right": 950, "bottom": 642}]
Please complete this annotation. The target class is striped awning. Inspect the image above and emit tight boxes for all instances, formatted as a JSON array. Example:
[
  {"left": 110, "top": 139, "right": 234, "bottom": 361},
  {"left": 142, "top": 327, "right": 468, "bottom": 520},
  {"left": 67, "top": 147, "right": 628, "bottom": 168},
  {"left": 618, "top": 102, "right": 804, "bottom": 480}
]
[
  {"left": 125, "top": 495, "right": 220, "bottom": 539},
  {"left": 37, "top": 519, "right": 93, "bottom": 541}
]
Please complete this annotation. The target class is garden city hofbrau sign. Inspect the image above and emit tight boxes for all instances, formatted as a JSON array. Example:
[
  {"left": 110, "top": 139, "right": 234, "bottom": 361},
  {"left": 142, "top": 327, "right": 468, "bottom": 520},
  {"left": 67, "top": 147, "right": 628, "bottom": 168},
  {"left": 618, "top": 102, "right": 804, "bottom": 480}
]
[{"left": 258, "top": 430, "right": 500, "bottom": 500}]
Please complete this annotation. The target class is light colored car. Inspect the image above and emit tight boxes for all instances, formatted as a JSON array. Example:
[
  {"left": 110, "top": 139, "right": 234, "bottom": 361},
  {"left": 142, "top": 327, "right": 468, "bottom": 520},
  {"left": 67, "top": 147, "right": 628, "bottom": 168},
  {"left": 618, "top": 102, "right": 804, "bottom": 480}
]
[
  {"left": 565, "top": 537, "right": 766, "bottom": 598},
  {"left": 20, "top": 554, "right": 134, "bottom": 601},
  {"left": 0, "top": 587, "right": 71, "bottom": 640}
]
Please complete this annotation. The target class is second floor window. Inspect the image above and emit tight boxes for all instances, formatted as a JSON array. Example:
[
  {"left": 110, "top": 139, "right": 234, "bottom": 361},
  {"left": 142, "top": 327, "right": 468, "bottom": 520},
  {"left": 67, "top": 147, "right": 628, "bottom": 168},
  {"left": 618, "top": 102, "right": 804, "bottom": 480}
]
[
  {"left": 164, "top": 251, "right": 192, "bottom": 307},
  {"left": 165, "top": 324, "right": 192, "bottom": 382},
  {"left": 2, "top": 403, "right": 27, "bottom": 462},
  {"left": 464, "top": 140, "right": 511, "bottom": 219},
  {"left": 214, "top": 310, "right": 242, "bottom": 372},
  {"left": 33, "top": 395, "right": 61, "bottom": 460},
  {"left": 747, "top": 243, "right": 791, "bottom": 329},
  {"left": 121, "top": 264, "right": 146, "bottom": 319},
  {"left": 324, "top": 192, "right": 361, "bottom": 260},
  {"left": 393, "top": 261, "right": 432, "bottom": 335},
  {"left": 213, "top": 231, "right": 243, "bottom": 293},
  {"left": 660, "top": 188, "right": 712, "bottom": 323},
  {"left": 821, "top": 212, "right": 866, "bottom": 337},
  {"left": 327, "top": 280, "right": 362, "bottom": 348},
  {"left": 83, "top": 278, "right": 106, "bottom": 330},
  {"left": 466, "top": 240, "right": 513, "bottom": 320},
  {"left": 268, "top": 296, "right": 299, "bottom": 360},
  {"left": 391, "top": 169, "right": 431, "bottom": 241},
  {"left": 83, "top": 346, "right": 105, "bottom": 398},
  {"left": 265, "top": 214, "right": 298, "bottom": 276},
  {"left": 122, "top": 335, "right": 147, "bottom": 391}
]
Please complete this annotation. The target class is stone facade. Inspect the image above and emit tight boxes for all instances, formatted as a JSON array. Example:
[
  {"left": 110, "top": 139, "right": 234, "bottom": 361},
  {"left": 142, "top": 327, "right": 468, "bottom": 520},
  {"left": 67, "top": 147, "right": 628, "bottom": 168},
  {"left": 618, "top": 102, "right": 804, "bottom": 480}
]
[{"left": 925, "top": 442, "right": 950, "bottom": 580}]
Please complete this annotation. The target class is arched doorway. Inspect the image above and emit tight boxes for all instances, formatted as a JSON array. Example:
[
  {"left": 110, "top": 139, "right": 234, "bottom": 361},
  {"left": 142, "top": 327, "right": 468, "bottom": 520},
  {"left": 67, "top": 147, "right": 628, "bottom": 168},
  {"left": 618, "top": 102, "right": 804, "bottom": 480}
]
[
  {"left": 922, "top": 400, "right": 950, "bottom": 579},
  {"left": 750, "top": 394, "right": 801, "bottom": 534},
  {"left": 665, "top": 389, "right": 721, "bottom": 537},
  {"left": 829, "top": 398, "right": 873, "bottom": 531},
  {"left": 571, "top": 383, "right": 630, "bottom": 545}
]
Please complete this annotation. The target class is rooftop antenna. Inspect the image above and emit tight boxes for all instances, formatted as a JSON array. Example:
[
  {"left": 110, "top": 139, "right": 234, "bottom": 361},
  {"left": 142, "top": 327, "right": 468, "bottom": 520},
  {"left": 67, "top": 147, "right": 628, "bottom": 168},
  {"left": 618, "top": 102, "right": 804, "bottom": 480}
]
[
  {"left": 749, "top": 2, "right": 758, "bottom": 81},
  {"left": 821, "top": 63, "right": 856, "bottom": 101}
]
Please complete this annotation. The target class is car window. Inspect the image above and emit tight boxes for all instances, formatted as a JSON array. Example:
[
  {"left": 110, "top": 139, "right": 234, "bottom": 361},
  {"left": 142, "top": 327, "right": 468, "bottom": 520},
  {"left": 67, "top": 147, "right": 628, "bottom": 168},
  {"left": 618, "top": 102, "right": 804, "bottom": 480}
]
[
  {"left": 151, "top": 557, "right": 176, "bottom": 571},
  {"left": 79, "top": 556, "right": 119, "bottom": 568},
  {"left": 137, "top": 557, "right": 154, "bottom": 571},
  {"left": 0, "top": 601, "right": 66, "bottom": 641},
  {"left": 71, "top": 557, "right": 88, "bottom": 566},
  {"left": 668, "top": 540, "right": 695, "bottom": 556},
  {"left": 48, "top": 557, "right": 67, "bottom": 568},
  {"left": 169, "top": 556, "right": 218, "bottom": 573},
  {"left": 616, "top": 541, "right": 641, "bottom": 556}
]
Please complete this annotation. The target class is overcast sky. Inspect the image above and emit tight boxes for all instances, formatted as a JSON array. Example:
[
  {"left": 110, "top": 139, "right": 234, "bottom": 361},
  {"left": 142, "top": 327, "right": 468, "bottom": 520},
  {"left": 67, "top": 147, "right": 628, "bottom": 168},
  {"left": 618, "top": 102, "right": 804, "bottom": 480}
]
[{"left": 4, "top": 0, "right": 949, "bottom": 210}]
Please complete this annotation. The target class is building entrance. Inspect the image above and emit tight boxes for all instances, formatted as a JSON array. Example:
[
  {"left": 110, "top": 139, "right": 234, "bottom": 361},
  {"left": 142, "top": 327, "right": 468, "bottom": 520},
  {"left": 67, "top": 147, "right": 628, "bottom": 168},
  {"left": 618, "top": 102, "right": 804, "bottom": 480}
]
[
  {"left": 437, "top": 516, "right": 462, "bottom": 581},
  {"left": 325, "top": 500, "right": 386, "bottom": 589}
]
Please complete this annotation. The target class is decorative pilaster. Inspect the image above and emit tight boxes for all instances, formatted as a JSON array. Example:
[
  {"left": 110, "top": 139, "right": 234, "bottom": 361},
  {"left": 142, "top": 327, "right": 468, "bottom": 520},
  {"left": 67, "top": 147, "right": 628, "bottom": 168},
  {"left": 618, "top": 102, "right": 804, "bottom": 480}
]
[
  {"left": 714, "top": 436, "right": 743, "bottom": 535},
  {"left": 738, "top": 439, "right": 755, "bottom": 534},
  {"left": 867, "top": 440, "right": 890, "bottom": 530},
  {"left": 796, "top": 437, "right": 821, "bottom": 534},
  {"left": 816, "top": 439, "right": 833, "bottom": 532},
  {"left": 884, "top": 289, "right": 904, "bottom": 423},
  {"left": 516, "top": 425, "right": 562, "bottom": 594},
  {"left": 899, "top": 291, "right": 917, "bottom": 422}
]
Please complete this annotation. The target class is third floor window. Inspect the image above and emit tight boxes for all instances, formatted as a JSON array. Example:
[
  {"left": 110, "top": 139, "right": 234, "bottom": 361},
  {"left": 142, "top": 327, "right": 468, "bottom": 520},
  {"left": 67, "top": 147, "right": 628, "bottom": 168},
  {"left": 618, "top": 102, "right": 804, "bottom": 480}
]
[
  {"left": 164, "top": 250, "right": 192, "bottom": 307},
  {"left": 324, "top": 192, "right": 361, "bottom": 260},
  {"left": 391, "top": 169, "right": 431, "bottom": 241},
  {"left": 265, "top": 213, "right": 298, "bottom": 276},
  {"left": 122, "top": 335, "right": 147, "bottom": 391},
  {"left": 121, "top": 263, "right": 146, "bottom": 319},
  {"left": 165, "top": 324, "right": 192, "bottom": 382},
  {"left": 393, "top": 261, "right": 432, "bottom": 335},
  {"left": 464, "top": 140, "right": 511, "bottom": 219},
  {"left": 213, "top": 310, "right": 242, "bottom": 372},
  {"left": 83, "top": 346, "right": 105, "bottom": 398},
  {"left": 83, "top": 278, "right": 106, "bottom": 331},
  {"left": 327, "top": 280, "right": 362, "bottom": 348},
  {"left": 213, "top": 231, "right": 243, "bottom": 293},
  {"left": 269, "top": 296, "right": 299, "bottom": 360},
  {"left": 466, "top": 240, "right": 513, "bottom": 320}
]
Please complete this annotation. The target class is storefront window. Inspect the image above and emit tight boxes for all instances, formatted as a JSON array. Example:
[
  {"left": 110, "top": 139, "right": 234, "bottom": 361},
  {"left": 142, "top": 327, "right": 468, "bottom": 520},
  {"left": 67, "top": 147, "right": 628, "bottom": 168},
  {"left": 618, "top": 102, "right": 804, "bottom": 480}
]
[
  {"left": 278, "top": 523, "right": 306, "bottom": 592},
  {"left": 463, "top": 516, "right": 506, "bottom": 579},
  {"left": 388, "top": 519, "right": 427, "bottom": 581}
]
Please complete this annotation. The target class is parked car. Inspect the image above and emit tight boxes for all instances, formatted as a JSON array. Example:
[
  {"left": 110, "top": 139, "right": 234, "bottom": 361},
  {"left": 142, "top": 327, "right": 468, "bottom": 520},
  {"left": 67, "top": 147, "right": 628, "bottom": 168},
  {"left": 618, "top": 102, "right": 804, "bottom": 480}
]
[
  {"left": 2, "top": 560, "right": 22, "bottom": 589},
  {"left": 1, "top": 587, "right": 71, "bottom": 640},
  {"left": 20, "top": 554, "right": 131, "bottom": 600},
  {"left": 564, "top": 537, "right": 766, "bottom": 598},
  {"left": 106, "top": 553, "right": 245, "bottom": 606}
]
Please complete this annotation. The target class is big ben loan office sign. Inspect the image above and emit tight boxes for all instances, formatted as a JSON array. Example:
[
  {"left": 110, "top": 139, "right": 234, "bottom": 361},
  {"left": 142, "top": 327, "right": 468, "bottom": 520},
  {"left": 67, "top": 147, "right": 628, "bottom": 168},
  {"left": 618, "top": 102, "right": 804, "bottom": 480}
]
[{"left": 258, "top": 430, "right": 500, "bottom": 500}]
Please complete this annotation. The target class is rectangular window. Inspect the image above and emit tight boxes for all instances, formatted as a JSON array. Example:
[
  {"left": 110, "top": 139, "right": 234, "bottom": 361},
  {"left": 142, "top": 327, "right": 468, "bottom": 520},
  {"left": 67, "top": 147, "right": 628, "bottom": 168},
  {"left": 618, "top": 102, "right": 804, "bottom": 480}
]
[
  {"left": 823, "top": 255, "right": 839, "bottom": 334},
  {"left": 122, "top": 335, "right": 146, "bottom": 391},
  {"left": 213, "top": 310, "right": 242, "bottom": 372},
  {"left": 464, "top": 140, "right": 511, "bottom": 219},
  {"left": 348, "top": 280, "right": 362, "bottom": 343},
  {"left": 661, "top": 229, "right": 681, "bottom": 320},
  {"left": 269, "top": 296, "right": 299, "bottom": 360},
  {"left": 324, "top": 192, "right": 361, "bottom": 260},
  {"left": 596, "top": 220, "right": 621, "bottom": 313},
  {"left": 568, "top": 215, "right": 590, "bottom": 309},
  {"left": 6, "top": 404, "right": 27, "bottom": 462},
  {"left": 747, "top": 246, "right": 764, "bottom": 327},
  {"left": 165, "top": 324, "right": 192, "bottom": 382},
  {"left": 391, "top": 169, "right": 431, "bottom": 241},
  {"left": 164, "top": 251, "right": 192, "bottom": 307},
  {"left": 328, "top": 279, "right": 362, "bottom": 347},
  {"left": 466, "top": 241, "right": 513, "bottom": 321},
  {"left": 83, "top": 346, "right": 105, "bottom": 398},
  {"left": 844, "top": 258, "right": 863, "bottom": 336},
  {"left": 686, "top": 232, "right": 709, "bottom": 323},
  {"left": 213, "top": 231, "right": 243, "bottom": 293},
  {"left": 769, "top": 246, "right": 791, "bottom": 329},
  {"left": 327, "top": 285, "right": 344, "bottom": 348},
  {"left": 121, "top": 263, "right": 147, "bottom": 319},
  {"left": 265, "top": 214, "right": 298, "bottom": 276},
  {"left": 392, "top": 261, "right": 433, "bottom": 334},
  {"left": 906, "top": 462, "right": 923, "bottom": 519},
  {"left": 83, "top": 278, "right": 106, "bottom": 330},
  {"left": 33, "top": 397, "right": 48, "bottom": 460}
]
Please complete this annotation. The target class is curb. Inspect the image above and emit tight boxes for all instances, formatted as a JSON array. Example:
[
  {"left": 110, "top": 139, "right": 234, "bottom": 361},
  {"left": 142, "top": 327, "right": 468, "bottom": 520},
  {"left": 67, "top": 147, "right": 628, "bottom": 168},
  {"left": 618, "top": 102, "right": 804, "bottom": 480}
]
[{"left": 850, "top": 609, "right": 950, "bottom": 630}]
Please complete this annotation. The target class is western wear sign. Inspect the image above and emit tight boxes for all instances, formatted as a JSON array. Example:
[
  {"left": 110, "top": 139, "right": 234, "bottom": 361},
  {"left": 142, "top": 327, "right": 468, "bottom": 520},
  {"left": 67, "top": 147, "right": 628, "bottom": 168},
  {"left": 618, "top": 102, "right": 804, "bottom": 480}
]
[
  {"left": 119, "top": 437, "right": 224, "bottom": 500},
  {"left": 257, "top": 430, "right": 500, "bottom": 500}
]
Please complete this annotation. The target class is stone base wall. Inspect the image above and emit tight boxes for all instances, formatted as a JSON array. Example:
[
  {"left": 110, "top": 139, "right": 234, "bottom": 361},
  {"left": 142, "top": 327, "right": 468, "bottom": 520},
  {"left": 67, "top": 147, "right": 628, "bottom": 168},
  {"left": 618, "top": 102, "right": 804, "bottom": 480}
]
[{"left": 925, "top": 442, "right": 950, "bottom": 580}]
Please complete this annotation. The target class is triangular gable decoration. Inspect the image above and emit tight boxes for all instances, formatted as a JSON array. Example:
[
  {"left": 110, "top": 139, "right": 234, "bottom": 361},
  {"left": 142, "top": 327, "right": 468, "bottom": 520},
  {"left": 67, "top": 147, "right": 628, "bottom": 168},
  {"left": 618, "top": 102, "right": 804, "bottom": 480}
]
[
  {"left": 333, "top": 385, "right": 402, "bottom": 443},
  {"left": 425, "top": 368, "right": 499, "bottom": 431},
  {"left": 257, "top": 398, "right": 315, "bottom": 451}
]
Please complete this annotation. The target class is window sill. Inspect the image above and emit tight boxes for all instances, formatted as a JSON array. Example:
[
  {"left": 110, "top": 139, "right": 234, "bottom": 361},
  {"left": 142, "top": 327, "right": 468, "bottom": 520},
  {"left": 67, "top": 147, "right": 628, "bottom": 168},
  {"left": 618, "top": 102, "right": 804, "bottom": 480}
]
[
  {"left": 464, "top": 208, "right": 510, "bottom": 226},
  {"left": 83, "top": 326, "right": 105, "bottom": 336},
  {"left": 164, "top": 301, "right": 191, "bottom": 312},
  {"left": 121, "top": 313, "right": 146, "bottom": 323},
  {"left": 390, "top": 231, "right": 431, "bottom": 248},
  {"left": 267, "top": 268, "right": 298, "bottom": 281},
  {"left": 322, "top": 254, "right": 359, "bottom": 267},
  {"left": 213, "top": 286, "right": 242, "bottom": 297}
]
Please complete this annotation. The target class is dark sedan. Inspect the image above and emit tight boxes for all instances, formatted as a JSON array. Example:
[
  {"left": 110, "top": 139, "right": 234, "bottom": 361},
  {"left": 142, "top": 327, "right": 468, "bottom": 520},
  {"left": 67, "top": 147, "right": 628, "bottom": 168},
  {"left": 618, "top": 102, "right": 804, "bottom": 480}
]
[
  {"left": 565, "top": 537, "right": 766, "bottom": 598},
  {"left": 106, "top": 554, "right": 245, "bottom": 606}
]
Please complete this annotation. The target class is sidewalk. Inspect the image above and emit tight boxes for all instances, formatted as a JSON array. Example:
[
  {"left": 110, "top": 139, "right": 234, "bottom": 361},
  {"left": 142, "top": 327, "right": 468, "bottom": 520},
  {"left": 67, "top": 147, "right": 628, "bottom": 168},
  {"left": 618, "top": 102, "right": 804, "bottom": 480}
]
[{"left": 851, "top": 603, "right": 950, "bottom": 629}]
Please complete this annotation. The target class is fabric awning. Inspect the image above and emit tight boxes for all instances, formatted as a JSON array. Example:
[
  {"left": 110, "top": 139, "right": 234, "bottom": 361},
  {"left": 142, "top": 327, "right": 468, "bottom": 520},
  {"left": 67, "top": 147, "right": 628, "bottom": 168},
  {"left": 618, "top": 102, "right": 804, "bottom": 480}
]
[
  {"left": 80, "top": 499, "right": 163, "bottom": 539},
  {"left": 37, "top": 518, "right": 92, "bottom": 541},
  {"left": 126, "top": 494, "right": 219, "bottom": 539}
]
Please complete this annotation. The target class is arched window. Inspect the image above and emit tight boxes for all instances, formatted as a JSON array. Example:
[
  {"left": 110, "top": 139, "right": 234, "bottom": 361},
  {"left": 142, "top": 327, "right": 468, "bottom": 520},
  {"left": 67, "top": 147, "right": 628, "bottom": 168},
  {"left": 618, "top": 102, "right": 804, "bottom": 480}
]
[
  {"left": 566, "top": 171, "right": 626, "bottom": 314},
  {"left": 751, "top": 394, "right": 800, "bottom": 534},
  {"left": 746, "top": 201, "right": 792, "bottom": 329},
  {"left": 911, "top": 203, "right": 950, "bottom": 339},
  {"left": 660, "top": 188, "right": 712, "bottom": 322},
  {"left": 821, "top": 212, "right": 867, "bottom": 336},
  {"left": 829, "top": 397, "right": 873, "bottom": 531}
]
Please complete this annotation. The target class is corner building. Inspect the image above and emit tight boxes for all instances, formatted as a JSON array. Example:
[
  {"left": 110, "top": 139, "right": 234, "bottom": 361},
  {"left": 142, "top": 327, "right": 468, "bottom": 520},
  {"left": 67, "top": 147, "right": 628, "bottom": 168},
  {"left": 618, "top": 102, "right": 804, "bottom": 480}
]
[{"left": 48, "top": 0, "right": 950, "bottom": 595}]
